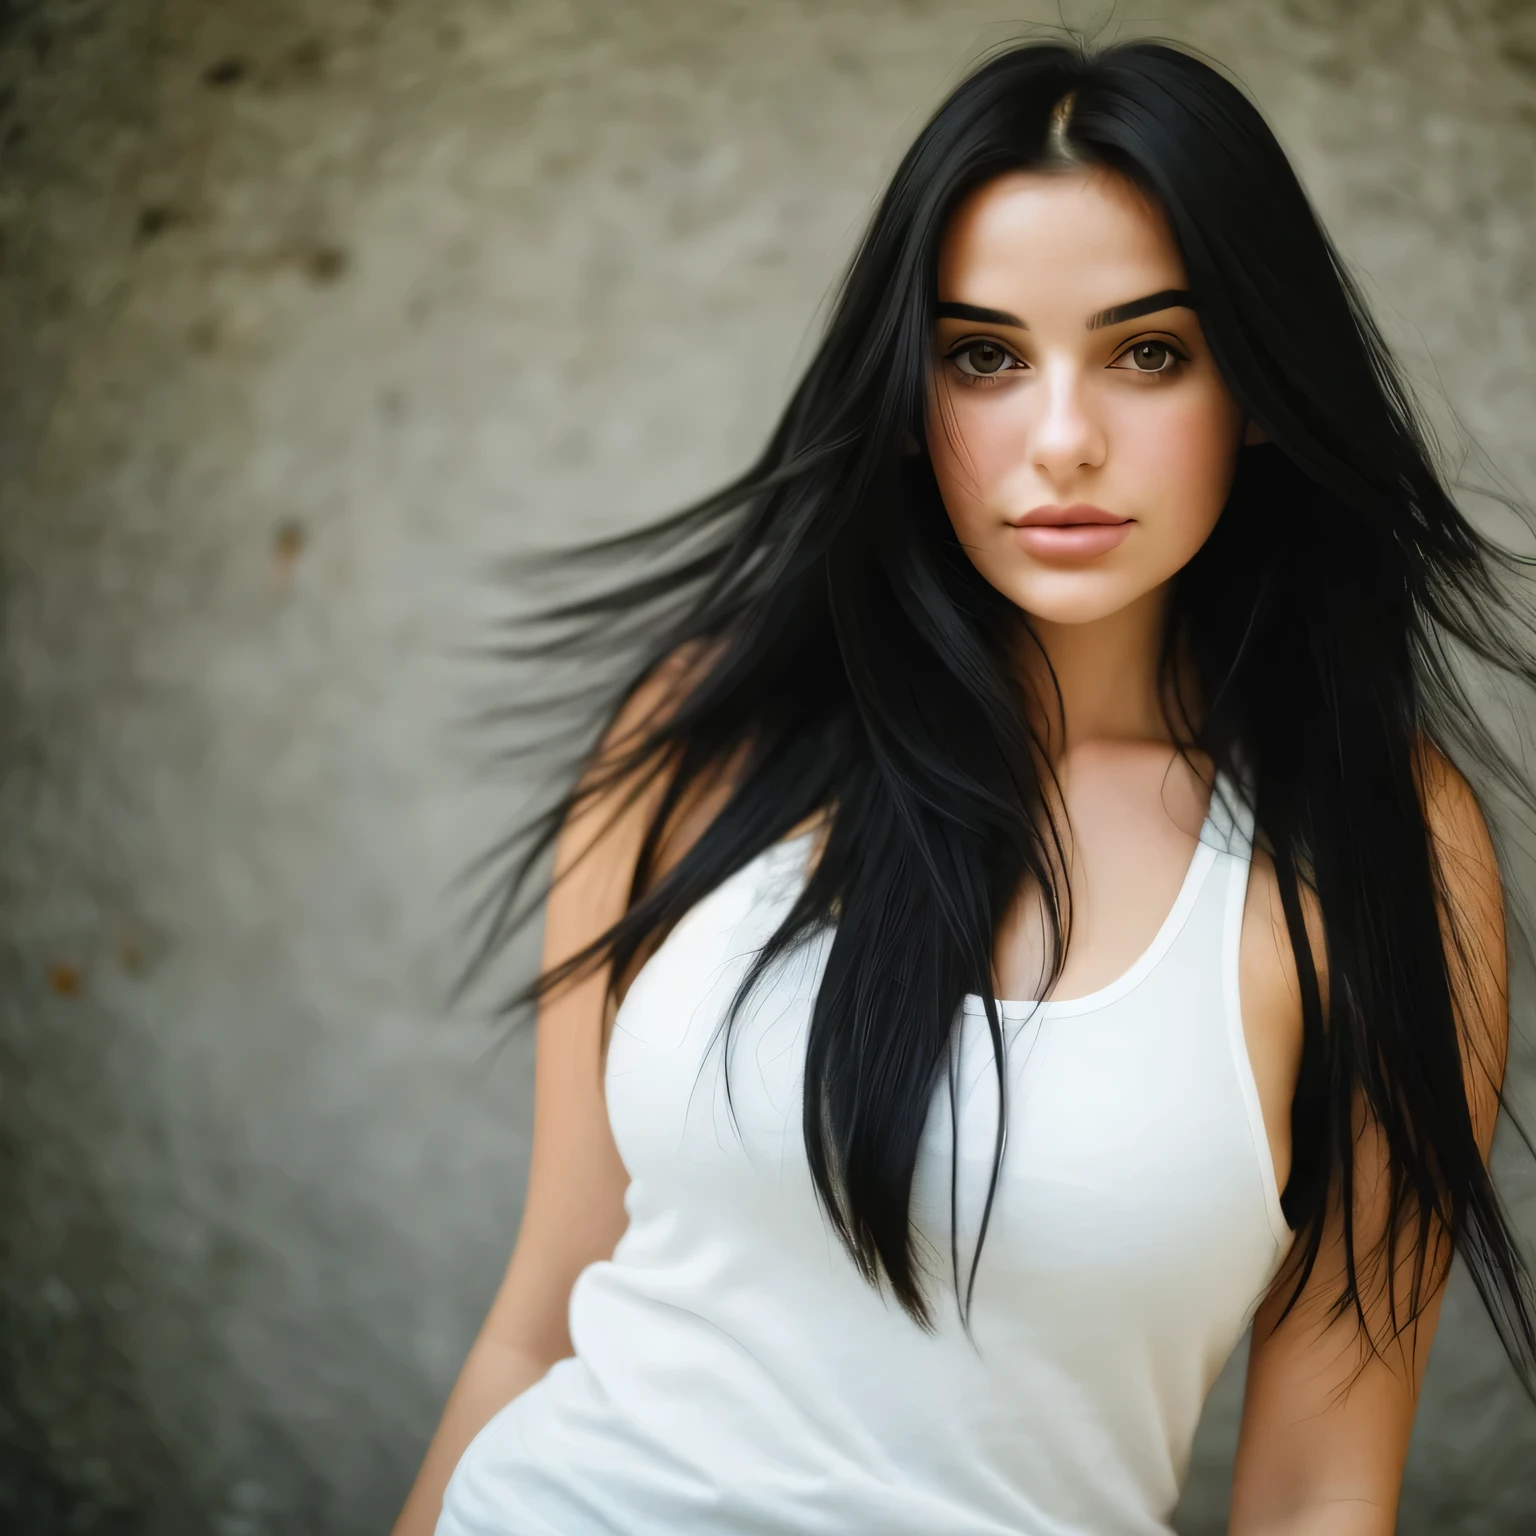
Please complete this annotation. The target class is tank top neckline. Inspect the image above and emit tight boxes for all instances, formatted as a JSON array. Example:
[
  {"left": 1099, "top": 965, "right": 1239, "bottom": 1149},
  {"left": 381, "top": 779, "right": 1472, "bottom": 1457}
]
[
  {"left": 960, "top": 766, "right": 1243, "bottom": 1020},
  {"left": 767, "top": 769, "right": 1247, "bottom": 1020}
]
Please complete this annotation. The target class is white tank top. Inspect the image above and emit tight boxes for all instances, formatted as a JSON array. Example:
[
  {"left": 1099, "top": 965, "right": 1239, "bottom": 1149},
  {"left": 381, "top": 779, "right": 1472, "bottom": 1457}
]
[{"left": 438, "top": 773, "right": 1293, "bottom": 1535}]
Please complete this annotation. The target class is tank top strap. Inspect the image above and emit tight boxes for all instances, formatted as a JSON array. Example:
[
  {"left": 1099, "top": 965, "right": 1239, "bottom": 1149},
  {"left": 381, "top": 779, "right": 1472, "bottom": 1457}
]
[
  {"left": 1205, "top": 764, "right": 1256, "bottom": 863},
  {"left": 1208, "top": 761, "right": 1291, "bottom": 1249}
]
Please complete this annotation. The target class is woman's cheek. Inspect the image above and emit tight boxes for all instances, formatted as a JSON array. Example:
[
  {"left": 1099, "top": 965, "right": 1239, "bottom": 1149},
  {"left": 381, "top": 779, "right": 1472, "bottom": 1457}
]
[
  {"left": 927, "top": 400, "right": 996, "bottom": 531},
  {"left": 1115, "top": 391, "right": 1240, "bottom": 537},
  {"left": 931, "top": 397, "right": 1028, "bottom": 525}
]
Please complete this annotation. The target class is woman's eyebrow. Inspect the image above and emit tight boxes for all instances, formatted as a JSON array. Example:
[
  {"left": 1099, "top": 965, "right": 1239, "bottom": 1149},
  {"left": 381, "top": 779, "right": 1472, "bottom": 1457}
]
[
  {"left": 1087, "top": 289, "right": 1196, "bottom": 329},
  {"left": 935, "top": 301, "right": 1028, "bottom": 328}
]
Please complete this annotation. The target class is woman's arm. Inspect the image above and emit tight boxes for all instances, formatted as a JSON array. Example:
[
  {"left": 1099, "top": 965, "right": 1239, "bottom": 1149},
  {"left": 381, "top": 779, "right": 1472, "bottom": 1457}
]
[
  {"left": 391, "top": 671, "right": 715, "bottom": 1536},
  {"left": 1228, "top": 750, "right": 1510, "bottom": 1535}
]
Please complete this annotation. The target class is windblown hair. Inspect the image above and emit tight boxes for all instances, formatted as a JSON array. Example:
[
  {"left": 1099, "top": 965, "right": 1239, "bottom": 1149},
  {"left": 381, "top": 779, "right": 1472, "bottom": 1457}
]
[{"left": 473, "top": 39, "right": 1536, "bottom": 1382}]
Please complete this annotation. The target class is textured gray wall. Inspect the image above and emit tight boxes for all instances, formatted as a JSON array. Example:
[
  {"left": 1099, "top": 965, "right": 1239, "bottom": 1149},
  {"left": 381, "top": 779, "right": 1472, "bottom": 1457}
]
[{"left": 2, "top": 1, "right": 1534, "bottom": 1532}]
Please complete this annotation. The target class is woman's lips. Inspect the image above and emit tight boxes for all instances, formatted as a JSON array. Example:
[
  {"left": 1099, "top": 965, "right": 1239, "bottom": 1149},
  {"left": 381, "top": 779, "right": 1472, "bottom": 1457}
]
[
  {"left": 1010, "top": 504, "right": 1132, "bottom": 560},
  {"left": 1013, "top": 523, "right": 1132, "bottom": 557}
]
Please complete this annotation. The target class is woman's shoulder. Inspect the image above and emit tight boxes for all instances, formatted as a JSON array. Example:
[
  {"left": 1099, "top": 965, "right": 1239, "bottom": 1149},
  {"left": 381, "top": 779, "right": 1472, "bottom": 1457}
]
[
  {"left": 1412, "top": 739, "right": 1509, "bottom": 1147},
  {"left": 1412, "top": 739, "right": 1500, "bottom": 886},
  {"left": 1236, "top": 742, "right": 1502, "bottom": 1005},
  {"left": 1236, "top": 739, "right": 1510, "bottom": 1193}
]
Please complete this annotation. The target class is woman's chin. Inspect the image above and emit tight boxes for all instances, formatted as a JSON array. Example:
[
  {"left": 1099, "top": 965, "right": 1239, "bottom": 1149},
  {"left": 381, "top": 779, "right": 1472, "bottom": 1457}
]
[{"left": 1004, "top": 575, "right": 1157, "bottom": 628}]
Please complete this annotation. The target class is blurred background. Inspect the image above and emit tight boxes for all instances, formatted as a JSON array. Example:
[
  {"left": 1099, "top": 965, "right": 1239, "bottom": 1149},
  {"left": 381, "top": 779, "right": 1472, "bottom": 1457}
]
[{"left": 2, "top": 0, "right": 1534, "bottom": 1532}]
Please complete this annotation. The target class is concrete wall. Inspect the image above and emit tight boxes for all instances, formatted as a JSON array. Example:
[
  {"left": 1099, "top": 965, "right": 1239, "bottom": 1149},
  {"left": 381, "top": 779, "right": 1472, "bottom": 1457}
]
[{"left": 1, "top": 1, "right": 1533, "bottom": 1531}]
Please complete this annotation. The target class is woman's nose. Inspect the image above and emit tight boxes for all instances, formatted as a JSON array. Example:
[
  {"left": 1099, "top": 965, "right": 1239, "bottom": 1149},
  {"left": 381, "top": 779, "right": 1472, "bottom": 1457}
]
[{"left": 1030, "top": 369, "right": 1106, "bottom": 481}]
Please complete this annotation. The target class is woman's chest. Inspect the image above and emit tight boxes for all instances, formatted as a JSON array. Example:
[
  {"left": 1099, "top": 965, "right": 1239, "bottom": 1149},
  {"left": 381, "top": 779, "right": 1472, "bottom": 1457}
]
[{"left": 603, "top": 861, "right": 1284, "bottom": 1298}]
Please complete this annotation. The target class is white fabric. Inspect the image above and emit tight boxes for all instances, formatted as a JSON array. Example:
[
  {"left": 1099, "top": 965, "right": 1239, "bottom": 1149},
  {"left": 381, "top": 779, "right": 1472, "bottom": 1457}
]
[{"left": 438, "top": 774, "right": 1292, "bottom": 1535}]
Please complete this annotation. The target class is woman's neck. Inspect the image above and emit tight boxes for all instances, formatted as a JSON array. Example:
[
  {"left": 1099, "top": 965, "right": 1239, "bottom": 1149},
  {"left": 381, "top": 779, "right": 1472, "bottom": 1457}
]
[{"left": 1020, "top": 584, "right": 1181, "bottom": 761}]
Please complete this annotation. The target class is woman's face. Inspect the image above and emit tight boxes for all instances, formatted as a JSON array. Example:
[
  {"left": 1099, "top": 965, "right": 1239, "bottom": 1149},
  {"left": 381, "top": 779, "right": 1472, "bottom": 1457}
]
[{"left": 927, "top": 167, "right": 1252, "bottom": 627}]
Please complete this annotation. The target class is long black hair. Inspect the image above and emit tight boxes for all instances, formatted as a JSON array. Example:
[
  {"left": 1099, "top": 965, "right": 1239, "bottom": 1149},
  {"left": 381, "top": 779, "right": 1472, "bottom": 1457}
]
[{"left": 470, "top": 38, "right": 1536, "bottom": 1382}]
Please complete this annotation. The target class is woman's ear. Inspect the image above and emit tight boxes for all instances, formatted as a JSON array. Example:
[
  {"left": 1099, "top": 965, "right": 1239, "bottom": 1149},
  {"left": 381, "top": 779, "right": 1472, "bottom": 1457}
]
[{"left": 1243, "top": 417, "right": 1268, "bottom": 446}]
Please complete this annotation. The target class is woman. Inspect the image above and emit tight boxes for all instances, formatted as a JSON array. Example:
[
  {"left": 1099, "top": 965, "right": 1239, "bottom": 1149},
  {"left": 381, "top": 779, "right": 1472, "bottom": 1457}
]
[{"left": 396, "top": 38, "right": 1536, "bottom": 1535}]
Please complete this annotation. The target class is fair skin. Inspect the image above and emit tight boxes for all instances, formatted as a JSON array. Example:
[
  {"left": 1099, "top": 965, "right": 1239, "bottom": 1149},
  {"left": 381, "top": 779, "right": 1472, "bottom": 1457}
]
[{"left": 393, "top": 167, "right": 1508, "bottom": 1536}]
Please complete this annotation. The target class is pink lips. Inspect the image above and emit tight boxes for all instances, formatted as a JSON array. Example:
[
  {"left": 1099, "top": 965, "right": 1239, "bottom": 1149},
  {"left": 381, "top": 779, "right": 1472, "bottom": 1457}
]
[{"left": 1010, "top": 503, "right": 1132, "bottom": 559}]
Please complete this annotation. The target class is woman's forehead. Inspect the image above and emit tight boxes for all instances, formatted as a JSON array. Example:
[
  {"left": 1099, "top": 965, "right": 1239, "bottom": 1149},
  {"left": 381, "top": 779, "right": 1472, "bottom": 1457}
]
[{"left": 937, "top": 169, "right": 1188, "bottom": 319}]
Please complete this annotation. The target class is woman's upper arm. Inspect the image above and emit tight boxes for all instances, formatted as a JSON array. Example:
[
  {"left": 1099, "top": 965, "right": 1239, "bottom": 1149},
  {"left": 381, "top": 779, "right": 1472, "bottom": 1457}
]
[
  {"left": 1228, "top": 750, "right": 1509, "bottom": 1534},
  {"left": 469, "top": 653, "right": 727, "bottom": 1368},
  {"left": 469, "top": 770, "right": 644, "bottom": 1366},
  {"left": 470, "top": 665, "right": 704, "bottom": 1366}
]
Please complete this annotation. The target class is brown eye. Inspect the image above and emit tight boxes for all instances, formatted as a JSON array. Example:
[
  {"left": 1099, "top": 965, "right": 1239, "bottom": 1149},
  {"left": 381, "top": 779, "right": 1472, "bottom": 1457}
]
[
  {"left": 1115, "top": 341, "right": 1181, "bottom": 373},
  {"left": 950, "top": 340, "right": 1019, "bottom": 378}
]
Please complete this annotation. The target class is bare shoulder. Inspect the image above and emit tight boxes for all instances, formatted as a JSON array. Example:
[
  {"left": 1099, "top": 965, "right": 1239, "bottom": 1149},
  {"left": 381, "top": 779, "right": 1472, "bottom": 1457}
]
[
  {"left": 1413, "top": 740, "right": 1502, "bottom": 902},
  {"left": 1411, "top": 740, "right": 1506, "bottom": 981},
  {"left": 1235, "top": 744, "right": 1509, "bottom": 1196},
  {"left": 1413, "top": 740, "right": 1509, "bottom": 1146},
  {"left": 556, "top": 643, "right": 720, "bottom": 886}
]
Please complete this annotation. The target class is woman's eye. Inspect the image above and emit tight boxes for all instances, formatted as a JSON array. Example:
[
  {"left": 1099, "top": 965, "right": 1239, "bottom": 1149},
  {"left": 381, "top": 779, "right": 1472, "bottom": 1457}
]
[
  {"left": 1113, "top": 340, "right": 1182, "bottom": 373},
  {"left": 949, "top": 340, "right": 1020, "bottom": 378}
]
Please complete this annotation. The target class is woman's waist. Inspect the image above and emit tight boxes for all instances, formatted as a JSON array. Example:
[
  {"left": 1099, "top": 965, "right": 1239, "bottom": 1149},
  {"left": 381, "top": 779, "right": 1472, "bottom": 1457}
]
[{"left": 447, "top": 1338, "right": 1175, "bottom": 1536}]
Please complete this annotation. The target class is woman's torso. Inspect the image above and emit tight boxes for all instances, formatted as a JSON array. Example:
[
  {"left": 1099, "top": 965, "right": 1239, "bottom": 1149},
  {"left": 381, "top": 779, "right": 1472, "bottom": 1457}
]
[{"left": 438, "top": 768, "right": 1293, "bottom": 1536}]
